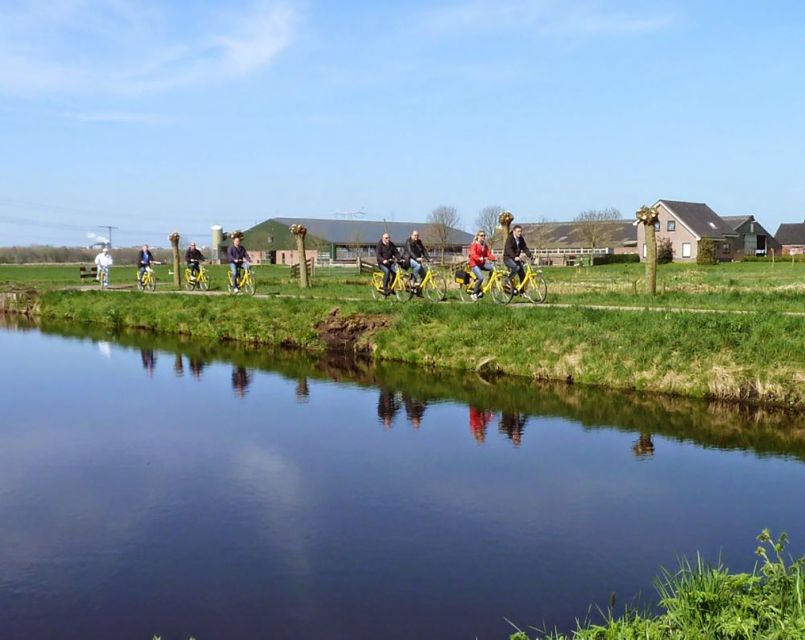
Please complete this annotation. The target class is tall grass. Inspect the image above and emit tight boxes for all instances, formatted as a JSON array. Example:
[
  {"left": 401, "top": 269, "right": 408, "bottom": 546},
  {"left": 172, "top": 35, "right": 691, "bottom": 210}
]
[{"left": 511, "top": 530, "right": 804, "bottom": 639}]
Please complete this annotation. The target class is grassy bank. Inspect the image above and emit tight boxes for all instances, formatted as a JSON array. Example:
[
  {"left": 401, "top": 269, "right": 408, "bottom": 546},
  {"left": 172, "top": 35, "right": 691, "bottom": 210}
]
[
  {"left": 511, "top": 530, "right": 804, "bottom": 640},
  {"left": 13, "top": 289, "right": 804, "bottom": 409}
]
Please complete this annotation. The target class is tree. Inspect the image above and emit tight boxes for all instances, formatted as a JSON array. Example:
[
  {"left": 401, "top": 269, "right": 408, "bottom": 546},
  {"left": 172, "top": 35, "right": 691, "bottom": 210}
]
[
  {"left": 636, "top": 205, "right": 660, "bottom": 295},
  {"left": 657, "top": 237, "right": 674, "bottom": 264},
  {"left": 425, "top": 205, "right": 462, "bottom": 264},
  {"left": 474, "top": 205, "right": 502, "bottom": 240},
  {"left": 574, "top": 207, "right": 621, "bottom": 252}
]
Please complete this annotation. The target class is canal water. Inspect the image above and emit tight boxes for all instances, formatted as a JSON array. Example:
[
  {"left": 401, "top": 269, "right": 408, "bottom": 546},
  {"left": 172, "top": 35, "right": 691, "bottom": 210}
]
[{"left": 1, "top": 320, "right": 803, "bottom": 639}]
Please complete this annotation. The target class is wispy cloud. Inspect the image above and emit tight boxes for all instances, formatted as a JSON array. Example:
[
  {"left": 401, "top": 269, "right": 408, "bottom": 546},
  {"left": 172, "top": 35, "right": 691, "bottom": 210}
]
[
  {"left": 0, "top": 1, "right": 297, "bottom": 96},
  {"left": 61, "top": 110, "right": 165, "bottom": 124},
  {"left": 422, "top": 0, "right": 673, "bottom": 36}
]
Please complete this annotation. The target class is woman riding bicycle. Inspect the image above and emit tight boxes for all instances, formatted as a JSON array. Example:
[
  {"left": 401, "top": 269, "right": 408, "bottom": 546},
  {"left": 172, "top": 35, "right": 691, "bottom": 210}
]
[{"left": 468, "top": 230, "right": 496, "bottom": 301}]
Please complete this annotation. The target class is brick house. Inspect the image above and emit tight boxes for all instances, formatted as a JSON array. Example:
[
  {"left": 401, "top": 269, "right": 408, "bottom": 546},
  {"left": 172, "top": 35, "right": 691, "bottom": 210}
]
[
  {"left": 636, "top": 200, "right": 738, "bottom": 262},
  {"left": 775, "top": 222, "right": 805, "bottom": 255}
]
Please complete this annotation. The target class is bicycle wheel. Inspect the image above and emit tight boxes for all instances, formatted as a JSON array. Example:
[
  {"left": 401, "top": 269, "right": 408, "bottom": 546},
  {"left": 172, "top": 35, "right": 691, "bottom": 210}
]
[
  {"left": 199, "top": 271, "right": 210, "bottom": 291},
  {"left": 491, "top": 276, "right": 514, "bottom": 305},
  {"left": 184, "top": 269, "right": 195, "bottom": 291},
  {"left": 394, "top": 274, "right": 414, "bottom": 302},
  {"left": 136, "top": 274, "right": 144, "bottom": 291},
  {"left": 227, "top": 271, "right": 235, "bottom": 294},
  {"left": 458, "top": 280, "right": 472, "bottom": 302},
  {"left": 423, "top": 273, "right": 446, "bottom": 302},
  {"left": 523, "top": 274, "right": 548, "bottom": 304},
  {"left": 145, "top": 273, "right": 156, "bottom": 292},
  {"left": 243, "top": 273, "right": 256, "bottom": 296}
]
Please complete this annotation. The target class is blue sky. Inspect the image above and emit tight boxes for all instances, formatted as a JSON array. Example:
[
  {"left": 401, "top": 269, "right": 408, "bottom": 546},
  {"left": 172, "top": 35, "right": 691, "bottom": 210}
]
[{"left": 1, "top": 0, "right": 804, "bottom": 247}]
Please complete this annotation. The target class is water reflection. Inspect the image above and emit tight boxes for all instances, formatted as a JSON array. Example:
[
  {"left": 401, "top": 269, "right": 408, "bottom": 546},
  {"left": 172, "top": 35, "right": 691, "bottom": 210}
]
[{"left": 16, "top": 317, "right": 805, "bottom": 459}]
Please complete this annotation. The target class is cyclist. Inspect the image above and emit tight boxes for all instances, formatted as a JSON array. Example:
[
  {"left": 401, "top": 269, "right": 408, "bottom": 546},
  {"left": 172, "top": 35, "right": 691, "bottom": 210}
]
[
  {"left": 468, "top": 229, "right": 495, "bottom": 301},
  {"left": 227, "top": 236, "right": 251, "bottom": 293},
  {"left": 94, "top": 246, "right": 113, "bottom": 286},
  {"left": 403, "top": 229, "right": 431, "bottom": 288},
  {"left": 137, "top": 244, "right": 160, "bottom": 286},
  {"left": 376, "top": 232, "right": 401, "bottom": 295},
  {"left": 503, "top": 224, "right": 534, "bottom": 293},
  {"left": 185, "top": 242, "right": 205, "bottom": 279}
]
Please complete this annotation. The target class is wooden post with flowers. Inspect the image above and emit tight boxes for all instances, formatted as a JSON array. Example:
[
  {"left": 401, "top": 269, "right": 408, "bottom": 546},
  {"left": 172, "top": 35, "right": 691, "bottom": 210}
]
[
  {"left": 169, "top": 232, "right": 181, "bottom": 289},
  {"left": 290, "top": 224, "right": 310, "bottom": 288},
  {"left": 498, "top": 210, "right": 513, "bottom": 252},
  {"left": 635, "top": 205, "right": 659, "bottom": 295}
]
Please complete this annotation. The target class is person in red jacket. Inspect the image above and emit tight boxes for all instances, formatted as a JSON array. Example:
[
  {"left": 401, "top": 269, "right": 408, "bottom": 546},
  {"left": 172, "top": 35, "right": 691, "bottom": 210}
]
[{"left": 467, "top": 230, "right": 496, "bottom": 301}]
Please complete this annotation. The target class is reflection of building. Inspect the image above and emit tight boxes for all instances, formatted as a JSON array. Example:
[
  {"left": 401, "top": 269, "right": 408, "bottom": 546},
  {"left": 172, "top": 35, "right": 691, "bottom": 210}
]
[
  {"left": 216, "top": 218, "right": 473, "bottom": 265},
  {"left": 377, "top": 389, "right": 400, "bottom": 429},
  {"left": 469, "top": 406, "right": 493, "bottom": 444},
  {"left": 232, "top": 366, "right": 253, "bottom": 398},
  {"left": 499, "top": 412, "right": 527, "bottom": 446}
]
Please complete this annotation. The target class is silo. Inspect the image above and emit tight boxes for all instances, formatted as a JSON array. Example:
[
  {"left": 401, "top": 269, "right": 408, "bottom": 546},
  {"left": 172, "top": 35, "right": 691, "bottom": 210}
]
[{"left": 211, "top": 225, "right": 224, "bottom": 263}]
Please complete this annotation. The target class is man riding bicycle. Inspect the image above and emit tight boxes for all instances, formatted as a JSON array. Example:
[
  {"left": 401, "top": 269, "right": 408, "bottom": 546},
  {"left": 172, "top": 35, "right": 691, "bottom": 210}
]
[
  {"left": 94, "top": 246, "right": 113, "bottom": 286},
  {"left": 185, "top": 242, "right": 205, "bottom": 278},
  {"left": 503, "top": 224, "right": 534, "bottom": 292},
  {"left": 137, "top": 244, "right": 160, "bottom": 285},
  {"left": 403, "top": 229, "right": 431, "bottom": 288},
  {"left": 376, "top": 232, "right": 401, "bottom": 295},
  {"left": 227, "top": 236, "right": 251, "bottom": 293}
]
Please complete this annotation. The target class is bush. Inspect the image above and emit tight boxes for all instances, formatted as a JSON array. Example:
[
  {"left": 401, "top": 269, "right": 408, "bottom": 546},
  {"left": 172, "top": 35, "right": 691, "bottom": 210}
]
[
  {"left": 592, "top": 254, "right": 640, "bottom": 266},
  {"left": 697, "top": 239, "right": 717, "bottom": 265},
  {"left": 657, "top": 238, "right": 674, "bottom": 264},
  {"left": 742, "top": 253, "right": 805, "bottom": 262}
]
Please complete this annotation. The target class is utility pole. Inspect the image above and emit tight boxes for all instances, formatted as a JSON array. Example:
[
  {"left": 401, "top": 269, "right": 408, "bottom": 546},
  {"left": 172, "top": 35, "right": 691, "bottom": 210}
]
[{"left": 98, "top": 225, "right": 119, "bottom": 248}]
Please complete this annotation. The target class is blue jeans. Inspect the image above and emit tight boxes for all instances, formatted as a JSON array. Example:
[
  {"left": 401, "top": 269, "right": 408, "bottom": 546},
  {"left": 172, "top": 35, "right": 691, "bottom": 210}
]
[
  {"left": 472, "top": 263, "right": 494, "bottom": 294},
  {"left": 138, "top": 266, "right": 149, "bottom": 281},
  {"left": 410, "top": 259, "right": 427, "bottom": 282},
  {"left": 379, "top": 262, "right": 397, "bottom": 290},
  {"left": 504, "top": 258, "right": 525, "bottom": 284},
  {"left": 230, "top": 261, "right": 251, "bottom": 286}
]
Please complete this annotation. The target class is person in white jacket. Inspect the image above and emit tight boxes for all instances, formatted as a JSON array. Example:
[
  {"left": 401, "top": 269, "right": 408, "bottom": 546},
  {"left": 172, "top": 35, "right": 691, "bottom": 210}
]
[{"left": 94, "top": 246, "right": 113, "bottom": 287}]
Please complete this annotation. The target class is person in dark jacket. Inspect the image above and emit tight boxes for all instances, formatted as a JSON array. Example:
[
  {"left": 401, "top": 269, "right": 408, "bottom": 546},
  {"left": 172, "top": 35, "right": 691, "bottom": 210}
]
[
  {"left": 185, "top": 242, "right": 205, "bottom": 278},
  {"left": 376, "top": 233, "right": 400, "bottom": 294},
  {"left": 403, "top": 229, "right": 431, "bottom": 285},
  {"left": 503, "top": 225, "right": 534, "bottom": 288},
  {"left": 227, "top": 236, "right": 251, "bottom": 292},
  {"left": 137, "top": 244, "right": 161, "bottom": 285}
]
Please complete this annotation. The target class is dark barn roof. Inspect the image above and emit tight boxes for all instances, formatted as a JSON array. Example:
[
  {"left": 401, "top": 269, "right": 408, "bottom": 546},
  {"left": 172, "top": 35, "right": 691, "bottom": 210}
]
[
  {"left": 658, "top": 200, "right": 738, "bottom": 239},
  {"left": 775, "top": 222, "right": 805, "bottom": 246},
  {"left": 721, "top": 215, "right": 776, "bottom": 238},
  {"left": 517, "top": 220, "right": 637, "bottom": 248},
  {"left": 271, "top": 217, "right": 472, "bottom": 246}
]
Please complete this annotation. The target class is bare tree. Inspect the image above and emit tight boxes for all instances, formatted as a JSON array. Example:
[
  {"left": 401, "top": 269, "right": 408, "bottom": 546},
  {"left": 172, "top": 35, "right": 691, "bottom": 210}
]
[
  {"left": 425, "top": 205, "right": 462, "bottom": 264},
  {"left": 474, "top": 205, "right": 502, "bottom": 240},
  {"left": 574, "top": 207, "right": 621, "bottom": 252}
]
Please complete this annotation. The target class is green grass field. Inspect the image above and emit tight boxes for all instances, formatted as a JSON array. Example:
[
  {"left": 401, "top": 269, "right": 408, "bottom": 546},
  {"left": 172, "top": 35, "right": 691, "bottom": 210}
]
[{"left": 1, "top": 260, "right": 804, "bottom": 311}]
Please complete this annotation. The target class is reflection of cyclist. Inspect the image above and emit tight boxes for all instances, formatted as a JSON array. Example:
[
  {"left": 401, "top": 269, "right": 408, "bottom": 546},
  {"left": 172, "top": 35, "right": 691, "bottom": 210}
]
[
  {"left": 499, "top": 412, "right": 527, "bottom": 446},
  {"left": 377, "top": 388, "right": 400, "bottom": 429},
  {"left": 232, "top": 366, "right": 253, "bottom": 398},
  {"left": 94, "top": 246, "right": 113, "bottom": 286},
  {"left": 137, "top": 244, "right": 161, "bottom": 285},
  {"left": 503, "top": 224, "right": 534, "bottom": 290},
  {"left": 469, "top": 406, "right": 493, "bottom": 444},
  {"left": 185, "top": 242, "right": 205, "bottom": 278},
  {"left": 403, "top": 229, "right": 430, "bottom": 286},
  {"left": 140, "top": 349, "right": 156, "bottom": 377},
  {"left": 403, "top": 394, "right": 426, "bottom": 429},
  {"left": 189, "top": 357, "right": 205, "bottom": 380},
  {"left": 228, "top": 236, "right": 251, "bottom": 294},
  {"left": 468, "top": 230, "right": 495, "bottom": 301},
  {"left": 376, "top": 233, "right": 401, "bottom": 295}
]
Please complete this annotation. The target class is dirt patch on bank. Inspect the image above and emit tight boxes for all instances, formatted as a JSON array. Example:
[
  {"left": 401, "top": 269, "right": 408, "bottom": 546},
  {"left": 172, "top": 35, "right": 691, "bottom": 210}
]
[{"left": 315, "top": 307, "right": 391, "bottom": 353}]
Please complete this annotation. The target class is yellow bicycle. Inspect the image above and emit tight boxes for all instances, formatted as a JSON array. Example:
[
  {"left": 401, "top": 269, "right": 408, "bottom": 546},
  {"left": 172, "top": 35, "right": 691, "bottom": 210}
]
[
  {"left": 370, "top": 260, "right": 412, "bottom": 302},
  {"left": 455, "top": 264, "right": 510, "bottom": 304},
  {"left": 503, "top": 260, "right": 548, "bottom": 304},
  {"left": 184, "top": 263, "right": 210, "bottom": 291},
  {"left": 137, "top": 266, "right": 157, "bottom": 292},
  {"left": 410, "top": 262, "right": 447, "bottom": 302},
  {"left": 227, "top": 265, "right": 256, "bottom": 296}
]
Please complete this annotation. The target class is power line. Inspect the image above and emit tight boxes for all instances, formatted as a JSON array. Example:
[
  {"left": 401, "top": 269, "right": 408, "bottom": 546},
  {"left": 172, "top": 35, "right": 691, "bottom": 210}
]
[{"left": 98, "top": 225, "right": 119, "bottom": 248}]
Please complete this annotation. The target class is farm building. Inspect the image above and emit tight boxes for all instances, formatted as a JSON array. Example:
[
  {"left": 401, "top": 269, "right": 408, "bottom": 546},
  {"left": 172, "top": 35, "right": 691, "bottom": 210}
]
[{"left": 774, "top": 221, "right": 805, "bottom": 255}]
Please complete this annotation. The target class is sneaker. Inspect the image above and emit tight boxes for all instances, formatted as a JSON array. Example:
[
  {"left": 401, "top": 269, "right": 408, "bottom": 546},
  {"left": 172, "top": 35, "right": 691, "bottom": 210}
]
[
  {"left": 477, "top": 291, "right": 484, "bottom": 299},
  {"left": 470, "top": 293, "right": 479, "bottom": 301},
  {"left": 234, "top": 287, "right": 240, "bottom": 294}
]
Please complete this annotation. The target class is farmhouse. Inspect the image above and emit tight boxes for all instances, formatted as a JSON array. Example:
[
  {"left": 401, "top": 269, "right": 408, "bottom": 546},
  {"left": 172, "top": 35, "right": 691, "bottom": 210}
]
[
  {"left": 722, "top": 215, "right": 782, "bottom": 258},
  {"left": 216, "top": 217, "right": 472, "bottom": 264},
  {"left": 775, "top": 221, "right": 805, "bottom": 255},
  {"left": 636, "top": 200, "right": 738, "bottom": 262}
]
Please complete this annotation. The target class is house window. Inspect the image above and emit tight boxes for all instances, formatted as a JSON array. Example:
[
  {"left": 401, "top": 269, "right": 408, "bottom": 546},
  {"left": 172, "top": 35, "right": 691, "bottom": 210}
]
[
  {"left": 642, "top": 243, "right": 647, "bottom": 258},
  {"left": 654, "top": 222, "right": 660, "bottom": 231},
  {"left": 722, "top": 243, "right": 731, "bottom": 255},
  {"left": 667, "top": 220, "right": 676, "bottom": 232},
  {"left": 682, "top": 242, "right": 691, "bottom": 258}
]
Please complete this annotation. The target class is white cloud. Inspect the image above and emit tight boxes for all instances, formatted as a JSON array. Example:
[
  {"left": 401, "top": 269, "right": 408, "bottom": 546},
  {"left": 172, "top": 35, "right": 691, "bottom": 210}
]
[
  {"left": 63, "top": 110, "right": 164, "bottom": 123},
  {"left": 422, "top": 0, "right": 673, "bottom": 36},
  {"left": 0, "top": 1, "right": 297, "bottom": 96}
]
